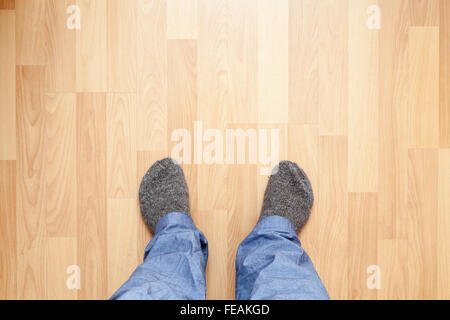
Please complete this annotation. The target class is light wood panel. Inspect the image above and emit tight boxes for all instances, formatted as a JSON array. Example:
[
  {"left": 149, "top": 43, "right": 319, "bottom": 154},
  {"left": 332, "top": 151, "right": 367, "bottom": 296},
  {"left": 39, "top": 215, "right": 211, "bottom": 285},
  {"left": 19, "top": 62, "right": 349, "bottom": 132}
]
[
  {"left": 197, "top": 0, "right": 228, "bottom": 127},
  {"left": 348, "top": 193, "right": 378, "bottom": 299},
  {"left": 0, "top": 0, "right": 14, "bottom": 9},
  {"left": 410, "top": 0, "right": 439, "bottom": 26},
  {"left": 107, "top": 94, "right": 137, "bottom": 198},
  {"left": 288, "top": 0, "right": 319, "bottom": 125},
  {"left": 167, "top": 39, "right": 197, "bottom": 184},
  {"left": 378, "top": 0, "right": 409, "bottom": 240},
  {"left": 107, "top": 199, "right": 138, "bottom": 297},
  {"left": 0, "top": 10, "right": 15, "bottom": 160},
  {"left": 107, "top": 0, "right": 136, "bottom": 92},
  {"left": 2, "top": 0, "right": 450, "bottom": 300},
  {"left": 76, "top": 0, "right": 107, "bottom": 92},
  {"left": 318, "top": 0, "right": 348, "bottom": 136},
  {"left": 227, "top": 0, "right": 258, "bottom": 124},
  {"left": 44, "top": 93, "right": 77, "bottom": 237},
  {"left": 440, "top": 0, "right": 450, "bottom": 147},
  {"left": 438, "top": 149, "right": 450, "bottom": 299},
  {"left": 15, "top": 0, "right": 45, "bottom": 65},
  {"left": 406, "top": 149, "right": 438, "bottom": 299},
  {"left": 45, "top": 237, "right": 77, "bottom": 299},
  {"left": 316, "top": 136, "right": 348, "bottom": 299},
  {"left": 76, "top": 93, "right": 107, "bottom": 299},
  {"left": 0, "top": 161, "right": 17, "bottom": 299},
  {"left": 167, "top": 0, "right": 197, "bottom": 39},
  {"left": 377, "top": 239, "right": 408, "bottom": 299},
  {"left": 258, "top": 0, "right": 288, "bottom": 124},
  {"left": 348, "top": 0, "right": 378, "bottom": 192},
  {"left": 408, "top": 27, "right": 439, "bottom": 148},
  {"left": 16, "top": 65, "right": 47, "bottom": 299},
  {"left": 136, "top": 0, "right": 167, "bottom": 151},
  {"left": 44, "top": 0, "right": 76, "bottom": 92}
]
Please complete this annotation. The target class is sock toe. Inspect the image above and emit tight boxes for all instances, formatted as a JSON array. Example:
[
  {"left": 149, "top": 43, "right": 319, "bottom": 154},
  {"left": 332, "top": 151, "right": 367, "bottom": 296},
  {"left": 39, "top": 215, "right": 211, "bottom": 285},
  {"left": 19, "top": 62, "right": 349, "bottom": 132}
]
[
  {"left": 139, "top": 158, "right": 190, "bottom": 233},
  {"left": 259, "top": 160, "right": 314, "bottom": 233}
]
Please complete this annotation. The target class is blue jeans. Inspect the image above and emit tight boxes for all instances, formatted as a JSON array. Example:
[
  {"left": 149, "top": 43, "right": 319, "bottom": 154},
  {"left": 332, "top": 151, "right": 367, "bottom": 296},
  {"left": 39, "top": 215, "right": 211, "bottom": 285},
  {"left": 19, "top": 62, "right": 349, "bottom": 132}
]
[{"left": 110, "top": 212, "right": 329, "bottom": 300}]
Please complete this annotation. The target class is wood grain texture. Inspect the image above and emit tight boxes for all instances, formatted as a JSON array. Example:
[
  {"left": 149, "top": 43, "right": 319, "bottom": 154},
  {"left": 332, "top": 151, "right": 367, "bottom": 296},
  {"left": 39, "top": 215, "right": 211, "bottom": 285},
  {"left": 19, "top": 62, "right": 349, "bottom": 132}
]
[
  {"left": 76, "top": 93, "right": 107, "bottom": 299},
  {"left": 136, "top": 0, "right": 167, "bottom": 151},
  {"left": 348, "top": 193, "right": 377, "bottom": 299},
  {"left": 45, "top": 237, "right": 77, "bottom": 299},
  {"left": 408, "top": 27, "right": 439, "bottom": 148},
  {"left": 406, "top": 149, "right": 438, "bottom": 299},
  {"left": 167, "top": 39, "right": 198, "bottom": 212},
  {"left": 45, "top": 93, "right": 77, "bottom": 236},
  {"left": 167, "top": 39, "right": 197, "bottom": 137},
  {"left": 348, "top": 0, "right": 378, "bottom": 192},
  {"left": 438, "top": 149, "right": 450, "bottom": 299},
  {"left": 107, "top": 94, "right": 136, "bottom": 198},
  {"left": 0, "top": 161, "right": 17, "bottom": 299},
  {"left": 377, "top": 239, "right": 408, "bottom": 299},
  {"left": 76, "top": 0, "right": 107, "bottom": 92},
  {"left": 16, "top": 66, "right": 47, "bottom": 299},
  {"left": 0, "top": 0, "right": 14, "bottom": 9},
  {"left": 44, "top": 0, "right": 76, "bottom": 92},
  {"left": 16, "top": 0, "right": 46, "bottom": 65},
  {"left": 107, "top": 0, "right": 136, "bottom": 92},
  {"left": 227, "top": 0, "right": 258, "bottom": 124},
  {"left": 258, "top": 0, "right": 288, "bottom": 124},
  {"left": 107, "top": 199, "right": 138, "bottom": 297},
  {"left": 197, "top": 0, "right": 228, "bottom": 127},
  {"left": 288, "top": 0, "right": 319, "bottom": 124},
  {"left": 318, "top": 0, "right": 348, "bottom": 136},
  {"left": 316, "top": 136, "right": 348, "bottom": 299},
  {"left": 440, "top": 0, "right": 450, "bottom": 147},
  {"left": 167, "top": 0, "right": 197, "bottom": 39},
  {"left": 410, "top": 0, "right": 439, "bottom": 26},
  {"left": 0, "top": 10, "right": 16, "bottom": 160},
  {"left": 378, "top": 0, "right": 409, "bottom": 240}
]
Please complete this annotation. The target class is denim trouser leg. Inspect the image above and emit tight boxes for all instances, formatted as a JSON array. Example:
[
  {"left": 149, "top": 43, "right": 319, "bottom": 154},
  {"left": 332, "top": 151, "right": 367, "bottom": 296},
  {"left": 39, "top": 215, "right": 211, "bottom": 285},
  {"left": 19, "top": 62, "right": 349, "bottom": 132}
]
[
  {"left": 110, "top": 212, "right": 208, "bottom": 300},
  {"left": 235, "top": 215, "right": 329, "bottom": 300}
]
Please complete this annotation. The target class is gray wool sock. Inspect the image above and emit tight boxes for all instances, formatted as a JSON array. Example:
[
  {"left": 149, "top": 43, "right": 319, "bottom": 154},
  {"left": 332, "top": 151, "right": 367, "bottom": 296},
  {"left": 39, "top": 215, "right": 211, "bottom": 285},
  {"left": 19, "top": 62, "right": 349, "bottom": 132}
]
[
  {"left": 139, "top": 158, "right": 190, "bottom": 233},
  {"left": 259, "top": 160, "right": 314, "bottom": 234}
]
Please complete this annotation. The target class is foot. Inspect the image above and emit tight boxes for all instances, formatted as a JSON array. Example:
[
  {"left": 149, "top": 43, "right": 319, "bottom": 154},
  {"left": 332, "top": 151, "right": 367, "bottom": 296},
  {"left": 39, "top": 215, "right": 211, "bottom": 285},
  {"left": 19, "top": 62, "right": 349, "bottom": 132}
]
[
  {"left": 259, "top": 161, "right": 314, "bottom": 234},
  {"left": 139, "top": 158, "right": 190, "bottom": 233}
]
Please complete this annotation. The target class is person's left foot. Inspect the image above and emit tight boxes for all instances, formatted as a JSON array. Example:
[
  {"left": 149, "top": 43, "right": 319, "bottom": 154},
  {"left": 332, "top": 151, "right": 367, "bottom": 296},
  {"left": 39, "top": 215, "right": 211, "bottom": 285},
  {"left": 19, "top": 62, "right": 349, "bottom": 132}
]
[
  {"left": 139, "top": 158, "right": 190, "bottom": 233},
  {"left": 259, "top": 161, "right": 314, "bottom": 234}
]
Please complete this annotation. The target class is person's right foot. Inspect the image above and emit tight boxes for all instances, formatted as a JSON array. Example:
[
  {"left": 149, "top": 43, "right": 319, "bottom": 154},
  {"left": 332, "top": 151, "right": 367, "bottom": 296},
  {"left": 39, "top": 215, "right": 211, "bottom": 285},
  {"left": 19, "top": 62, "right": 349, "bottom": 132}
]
[
  {"left": 259, "top": 161, "right": 314, "bottom": 234},
  {"left": 139, "top": 158, "right": 190, "bottom": 233}
]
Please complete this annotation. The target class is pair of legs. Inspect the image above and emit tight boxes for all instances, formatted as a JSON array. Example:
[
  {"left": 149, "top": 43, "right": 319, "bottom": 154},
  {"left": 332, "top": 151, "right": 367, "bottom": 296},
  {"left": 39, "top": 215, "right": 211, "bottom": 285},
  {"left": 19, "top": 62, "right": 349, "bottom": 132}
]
[{"left": 110, "top": 159, "right": 329, "bottom": 300}]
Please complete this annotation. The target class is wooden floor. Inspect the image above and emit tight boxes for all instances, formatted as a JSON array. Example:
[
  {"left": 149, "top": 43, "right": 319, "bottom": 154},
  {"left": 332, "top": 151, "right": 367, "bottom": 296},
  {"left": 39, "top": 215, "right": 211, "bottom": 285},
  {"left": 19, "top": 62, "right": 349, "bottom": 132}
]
[{"left": 0, "top": 0, "right": 449, "bottom": 300}]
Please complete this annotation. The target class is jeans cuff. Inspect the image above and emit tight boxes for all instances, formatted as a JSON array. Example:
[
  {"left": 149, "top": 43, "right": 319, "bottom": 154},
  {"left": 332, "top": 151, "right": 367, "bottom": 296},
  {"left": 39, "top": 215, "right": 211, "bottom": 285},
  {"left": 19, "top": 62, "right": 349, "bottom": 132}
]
[
  {"left": 155, "top": 212, "right": 195, "bottom": 235},
  {"left": 256, "top": 215, "right": 297, "bottom": 236}
]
